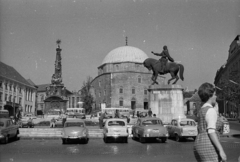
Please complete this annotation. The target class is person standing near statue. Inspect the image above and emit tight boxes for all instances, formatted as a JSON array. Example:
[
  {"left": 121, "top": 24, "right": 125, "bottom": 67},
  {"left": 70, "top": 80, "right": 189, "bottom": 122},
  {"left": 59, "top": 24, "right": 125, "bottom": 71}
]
[
  {"left": 151, "top": 45, "right": 174, "bottom": 74},
  {"left": 193, "top": 83, "right": 227, "bottom": 162}
]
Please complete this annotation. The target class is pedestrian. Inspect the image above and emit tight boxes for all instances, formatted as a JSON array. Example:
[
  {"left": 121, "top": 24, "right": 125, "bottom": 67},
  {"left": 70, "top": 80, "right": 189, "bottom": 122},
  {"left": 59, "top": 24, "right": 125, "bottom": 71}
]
[
  {"left": 115, "top": 109, "right": 120, "bottom": 118},
  {"left": 193, "top": 82, "right": 227, "bottom": 162},
  {"left": 50, "top": 117, "right": 56, "bottom": 128},
  {"left": 148, "top": 108, "right": 153, "bottom": 117},
  {"left": 136, "top": 111, "right": 140, "bottom": 118},
  {"left": 62, "top": 112, "right": 67, "bottom": 127}
]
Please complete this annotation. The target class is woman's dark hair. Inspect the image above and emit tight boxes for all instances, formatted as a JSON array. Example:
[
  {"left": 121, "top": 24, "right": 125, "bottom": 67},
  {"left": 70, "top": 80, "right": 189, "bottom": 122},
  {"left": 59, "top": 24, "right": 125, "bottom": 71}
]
[{"left": 198, "top": 82, "right": 215, "bottom": 103}]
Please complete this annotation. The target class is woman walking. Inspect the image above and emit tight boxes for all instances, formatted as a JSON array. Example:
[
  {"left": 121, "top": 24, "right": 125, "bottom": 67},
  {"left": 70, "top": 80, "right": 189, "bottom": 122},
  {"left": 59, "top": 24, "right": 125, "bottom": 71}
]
[{"left": 194, "top": 82, "right": 227, "bottom": 162}]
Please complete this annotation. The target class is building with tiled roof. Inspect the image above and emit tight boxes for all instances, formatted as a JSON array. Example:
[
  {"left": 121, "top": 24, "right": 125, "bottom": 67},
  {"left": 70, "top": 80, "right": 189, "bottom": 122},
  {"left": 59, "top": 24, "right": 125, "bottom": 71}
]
[{"left": 0, "top": 61, "right": 37, "bottom": 117}]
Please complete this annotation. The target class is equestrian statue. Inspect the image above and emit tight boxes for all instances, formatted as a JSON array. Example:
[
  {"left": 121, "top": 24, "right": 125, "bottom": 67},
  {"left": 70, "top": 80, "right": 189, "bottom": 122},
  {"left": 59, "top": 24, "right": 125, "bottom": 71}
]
[{"left": 143, "top": 45, "right": 184, "bottom": 85}]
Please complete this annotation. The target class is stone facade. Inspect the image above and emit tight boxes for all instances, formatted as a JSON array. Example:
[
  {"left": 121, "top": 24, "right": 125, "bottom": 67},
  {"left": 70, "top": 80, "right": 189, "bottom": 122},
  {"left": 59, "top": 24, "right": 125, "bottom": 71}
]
[
  {"left": 91, "top": 46, "right": 165, "bottom": 111},
  {"left": 0, "top": 62, "right": 37, "bottom": 116}
]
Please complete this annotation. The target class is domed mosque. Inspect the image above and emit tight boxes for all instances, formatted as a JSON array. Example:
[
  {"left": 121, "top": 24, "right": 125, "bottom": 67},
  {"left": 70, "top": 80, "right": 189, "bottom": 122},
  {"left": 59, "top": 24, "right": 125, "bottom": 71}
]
[{"left": 91, "top": 41, "right": 165, "bottom": 111}]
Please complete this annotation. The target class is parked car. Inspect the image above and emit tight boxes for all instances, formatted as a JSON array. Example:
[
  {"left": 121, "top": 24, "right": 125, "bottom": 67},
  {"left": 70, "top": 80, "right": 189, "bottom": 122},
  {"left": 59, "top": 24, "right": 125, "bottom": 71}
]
[
  {"left": 103, "top": 118, "right": 129, "bottom": 143},
  {"left": 61, "top": 119, "right": 89, "bottom": 144},
  {"left": 0, "top": 118, "right": 19, "bottom": 144},
  {"left": 166, "top": 118, "right": 197, "bottom": 142},
  {"left": 19, "top": 117, "right": 34, "bottom": 128},
  {"left": 132, "top": 117, "right": 168, "bottom": 143},
  {"left": 24, "top": 114, "right": 37, "bottom": 119}
]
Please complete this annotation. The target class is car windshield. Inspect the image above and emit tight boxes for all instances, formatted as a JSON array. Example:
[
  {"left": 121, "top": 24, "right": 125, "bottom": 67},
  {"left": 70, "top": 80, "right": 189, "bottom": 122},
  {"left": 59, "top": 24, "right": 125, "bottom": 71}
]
[
  {"left": 180, "top": 121, "right": 196, "bottom": 126},
  {"left": 142, "top": 120, "right": 162, "bottom": 126},
  {"left": 0, "top": 122, "right": 4, "bottom": 127},
  {"left": 65, "top": 122, "right": 84, "bottom": 127},
  {"left": 108, "top": 121, "right": 125, "bottom": 126}
]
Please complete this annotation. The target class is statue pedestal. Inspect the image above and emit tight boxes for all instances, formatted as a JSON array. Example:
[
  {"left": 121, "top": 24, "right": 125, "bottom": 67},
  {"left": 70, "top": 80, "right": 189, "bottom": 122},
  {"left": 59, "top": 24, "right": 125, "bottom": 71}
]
[{"left": 149, "top": 84, "right": 186, "bottom": 123}]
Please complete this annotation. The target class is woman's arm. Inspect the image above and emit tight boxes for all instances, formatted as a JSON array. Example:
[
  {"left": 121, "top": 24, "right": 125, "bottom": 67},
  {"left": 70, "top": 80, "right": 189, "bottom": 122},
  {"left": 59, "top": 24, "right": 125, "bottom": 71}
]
[
  {"left": 206, "top": 108, "right": 227, "bottom": 162},
  {"left": 208, "top": 133, "right": 227, "bottom": 162}
]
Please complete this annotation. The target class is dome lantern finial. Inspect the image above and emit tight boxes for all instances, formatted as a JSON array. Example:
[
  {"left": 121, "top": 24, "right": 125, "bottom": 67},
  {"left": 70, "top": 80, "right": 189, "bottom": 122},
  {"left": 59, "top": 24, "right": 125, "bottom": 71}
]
[{"left": 125, "top": 36, "right": 128, "bottom": 46}]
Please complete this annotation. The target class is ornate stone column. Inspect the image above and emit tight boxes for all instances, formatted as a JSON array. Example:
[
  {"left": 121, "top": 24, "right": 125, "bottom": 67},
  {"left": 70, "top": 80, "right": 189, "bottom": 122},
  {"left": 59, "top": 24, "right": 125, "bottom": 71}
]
[{"left": 149, "top": 84, "right": 186, "bottom": 123}]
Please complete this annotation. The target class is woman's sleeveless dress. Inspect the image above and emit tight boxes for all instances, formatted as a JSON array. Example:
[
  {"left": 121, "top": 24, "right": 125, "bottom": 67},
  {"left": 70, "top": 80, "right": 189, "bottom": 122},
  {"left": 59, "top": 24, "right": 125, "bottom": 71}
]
[{"left": 193, "top": 106, "right": 223, "bottom": 162}]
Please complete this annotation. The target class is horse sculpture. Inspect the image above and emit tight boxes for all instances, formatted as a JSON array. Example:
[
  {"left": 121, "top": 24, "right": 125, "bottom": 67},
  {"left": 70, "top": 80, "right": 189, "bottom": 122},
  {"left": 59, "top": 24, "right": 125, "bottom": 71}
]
[{"left": 143, "top": 58, "right": 184, "bottom": 85}]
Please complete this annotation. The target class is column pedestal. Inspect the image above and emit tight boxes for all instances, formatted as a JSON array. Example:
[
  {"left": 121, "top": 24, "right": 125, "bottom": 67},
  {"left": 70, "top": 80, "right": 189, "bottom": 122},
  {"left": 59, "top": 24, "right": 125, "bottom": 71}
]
[{"left": 149, "top": 84, "right": 186, "bottom": 123}]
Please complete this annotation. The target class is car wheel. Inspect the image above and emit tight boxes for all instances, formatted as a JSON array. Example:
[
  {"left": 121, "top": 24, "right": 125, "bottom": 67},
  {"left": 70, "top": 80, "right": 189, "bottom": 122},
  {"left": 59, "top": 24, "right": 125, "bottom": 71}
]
[
  {"left": 62, "top": 139, "right": 66, "bottom": 144},
  {"left": 140, "top": 136, "right": 145, "bottom": 143},
  {"left": 193, "top": 137, "right": 196, "bottom": 141},
  {"left": 161, "top": 137, "right": 167, "bottom": 143},
  {"left": 104, "top": 136, "right": 108, "bottom": 143},
  {"left": 3, "top": 136, "right": 9, "bottom": 144},
  {"left": 175, "top": 134, "right": 181, "bottom": 142},
  {"left": 82, "top": 138, "right": 89, "bottom": 144},
  {"left": 14, "top": 131, "right": 19, "bottom": 141},
  {"left": 124, "top": 137, "right": 128, "bottom": 143}
]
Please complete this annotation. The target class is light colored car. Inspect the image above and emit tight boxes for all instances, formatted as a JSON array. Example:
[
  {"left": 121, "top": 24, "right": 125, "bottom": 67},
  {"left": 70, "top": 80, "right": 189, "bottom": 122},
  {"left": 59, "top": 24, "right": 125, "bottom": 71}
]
[
  {"left": 132, "top": 117, "right": 168, "bottom": 143},
  {"left": 19, "top": 117, "right": 34, "bottom": 128},
  {"left": 103, "top": 118, "right": 129, "bottom": 143},
  {"left": 61, "top": 119, "right": 89, "bottom": 144},
  {"left": 0, "top": 118, "right": 19, "bottom": 144},
  {"left": 166, "top": 118, "right": 198, "bottom": 142},
  {"left": 24, "top": 114, "right": 37, "bottom": 119}
]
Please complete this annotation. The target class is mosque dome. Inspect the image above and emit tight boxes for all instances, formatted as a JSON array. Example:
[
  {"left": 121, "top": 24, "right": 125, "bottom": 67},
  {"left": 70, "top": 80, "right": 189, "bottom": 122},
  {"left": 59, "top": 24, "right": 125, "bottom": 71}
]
[{"left": 102, "top": 46, "right": 149, "bottom": 65}]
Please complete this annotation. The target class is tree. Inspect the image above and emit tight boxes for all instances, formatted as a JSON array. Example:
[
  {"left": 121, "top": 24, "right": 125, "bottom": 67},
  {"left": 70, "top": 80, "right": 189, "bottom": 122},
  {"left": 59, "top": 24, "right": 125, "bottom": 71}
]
[{"left": 80, "top": 76, "right": 94, "bottom": 114}]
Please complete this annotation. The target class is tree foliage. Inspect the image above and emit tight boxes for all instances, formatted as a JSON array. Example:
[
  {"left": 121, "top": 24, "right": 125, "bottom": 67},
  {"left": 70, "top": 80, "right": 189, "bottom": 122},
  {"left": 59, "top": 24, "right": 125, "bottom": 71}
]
[{"left": 80, "top": 76, "right": 94, "bottom": 114}]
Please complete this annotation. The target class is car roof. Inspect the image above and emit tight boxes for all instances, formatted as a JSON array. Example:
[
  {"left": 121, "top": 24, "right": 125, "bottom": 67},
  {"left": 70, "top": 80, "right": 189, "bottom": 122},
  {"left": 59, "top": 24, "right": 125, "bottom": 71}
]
[
  {"left": 105, "top": 118, "right": 126, "bottom": 122},
  {"left": 172, "top": 118, "right": 195, "bottom": 122},
  {"left": 139, "top": 117, "right": 162, "bottom": 121},
  {"left": 65, "top": 119, "right": 85, "bottom": 123},
  {"left": 0, "top": 118, "right": 10, "bottom": 122}
]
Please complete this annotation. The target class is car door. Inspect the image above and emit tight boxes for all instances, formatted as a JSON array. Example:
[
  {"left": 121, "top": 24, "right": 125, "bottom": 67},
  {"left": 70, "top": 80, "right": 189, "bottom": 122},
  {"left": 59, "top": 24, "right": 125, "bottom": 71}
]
[
  {"left": 8, "top": 120, "right": 16, "bottom": 137},
  {"left": 167, "top": 120, "right": 174, "bottom": 137},
  {"left": 132, "top": 119, "right": 140, "bottom": 136}
]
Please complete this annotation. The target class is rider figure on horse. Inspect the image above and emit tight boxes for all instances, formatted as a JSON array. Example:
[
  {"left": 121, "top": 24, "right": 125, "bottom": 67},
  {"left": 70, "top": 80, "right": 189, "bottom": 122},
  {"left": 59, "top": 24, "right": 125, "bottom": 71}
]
[{"left": 151, "top": 45, "right": 174, "bottom": 74}]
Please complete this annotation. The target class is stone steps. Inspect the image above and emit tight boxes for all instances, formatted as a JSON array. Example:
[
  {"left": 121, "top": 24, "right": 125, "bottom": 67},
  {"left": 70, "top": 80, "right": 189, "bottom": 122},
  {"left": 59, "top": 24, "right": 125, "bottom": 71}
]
[
  {"left": 19, "top": 128, "right": 105, "bottom": 138},
  {"left": 19, "top": 127, "right": 133, "bottom": 138}
]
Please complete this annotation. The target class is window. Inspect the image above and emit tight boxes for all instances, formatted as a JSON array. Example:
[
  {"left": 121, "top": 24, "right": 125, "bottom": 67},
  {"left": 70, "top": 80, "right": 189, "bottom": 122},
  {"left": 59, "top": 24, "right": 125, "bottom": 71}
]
[
  {"left": 119, "top": 87, "right": 123, "bottom": 94},
  {"left": 138, "top": 76, "right": 141, "bottom": 83},
  {"left": 119, "top": 97, "right": 123, "bottom": 106},
  {"left": 0, "top": 82, "right": 2, "bottom": 88},
  {"left": 5, "top": 95, "right": 8, "bottom": 101},
  {"left": 132, "top": 87, "right": 135, "bottom": 94},
  {"left": 41, "top": 95, "right": 44, "bottom": 102},
  {"left": 19, "top": 88, "right": 21, "bottom": 94},
  {"left": 99, "top": 92, "right": 101, "bottom": 97},
  {"left": 13, "top": 96, "right": 16, "bottom": 103},
  {"left": 104, "top": 89, "right": 106, "bottom": 96},
  {"left": 0, "top": 92, "right": 2, "bottom": 101},
  {"left": 72, "top": 97, "right": 75, "bottom": 107},
  {"left": 19, "top": 97, "right": 22, "bottom": 104},
  {"left": 9, "top": 95, "right": 12, "bottom": 102},
  {"left": 144, "top": 89, "right": 147, "bottom": 95}
]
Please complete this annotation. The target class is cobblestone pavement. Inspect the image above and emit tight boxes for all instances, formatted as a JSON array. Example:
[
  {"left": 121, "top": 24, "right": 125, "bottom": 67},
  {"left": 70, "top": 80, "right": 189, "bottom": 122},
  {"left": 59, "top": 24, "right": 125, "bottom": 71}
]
[{"left": 1, "top": 136, "right": 240, "bottom": 162}]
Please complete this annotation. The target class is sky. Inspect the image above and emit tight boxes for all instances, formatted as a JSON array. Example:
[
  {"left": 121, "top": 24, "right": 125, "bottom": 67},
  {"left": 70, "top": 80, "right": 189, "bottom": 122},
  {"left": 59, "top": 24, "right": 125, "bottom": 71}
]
[{"left": 1, "top": 0, "right": 240, "bottom": 91}]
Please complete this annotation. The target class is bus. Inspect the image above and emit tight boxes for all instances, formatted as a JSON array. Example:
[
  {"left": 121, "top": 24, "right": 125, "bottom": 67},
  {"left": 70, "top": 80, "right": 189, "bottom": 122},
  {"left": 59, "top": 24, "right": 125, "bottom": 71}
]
[
  {"left": 66, "top": 108, "right": 86, "bottom": 119},
  {"left": 101, "top": 108, "right": 130, "bottom": 121},
  {"left": 0, "top": 110, "right": 9, "bottom": 118},
  {"left": 46, "top": 109, "right": 61, "bottom": 119}
]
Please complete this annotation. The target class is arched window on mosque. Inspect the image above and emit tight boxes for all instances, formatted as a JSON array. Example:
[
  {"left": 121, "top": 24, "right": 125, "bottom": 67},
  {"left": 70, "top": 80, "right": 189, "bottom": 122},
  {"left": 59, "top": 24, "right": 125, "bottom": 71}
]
[
  {"left": 144, "top": 98, "right": 148, "bottom": 110},
  {"left": 131, "top": 97, "right": 136, "bottom": 110},
  {"left": 144, "top": 88, "right": 148, "bottom": 95},
  {"left": 119, "top": 97, "right": 123, "bottom": 107},
  {"left": 132, "top": 87, "right": 135, "bottom": 94},
  {"left": 119, "top": 87, "right": 123, "bottom": 94},
  {"left": 138, "top": 76, "right": 141, "bottom": 83}
]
